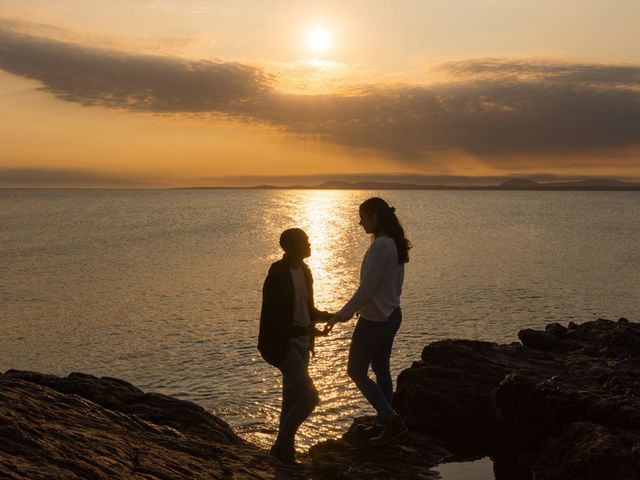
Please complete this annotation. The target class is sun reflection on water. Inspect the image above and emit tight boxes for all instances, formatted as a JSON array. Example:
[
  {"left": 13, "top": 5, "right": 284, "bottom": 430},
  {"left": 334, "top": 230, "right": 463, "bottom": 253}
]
[{"left": 264, "top": 189, "right": 366, "bottom": 312}]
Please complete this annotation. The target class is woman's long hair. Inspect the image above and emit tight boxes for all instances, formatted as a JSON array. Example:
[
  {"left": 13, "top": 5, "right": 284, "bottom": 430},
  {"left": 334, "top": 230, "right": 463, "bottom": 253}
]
[{"left": 359, "top": 197, "right": 411, "bottom": 264}]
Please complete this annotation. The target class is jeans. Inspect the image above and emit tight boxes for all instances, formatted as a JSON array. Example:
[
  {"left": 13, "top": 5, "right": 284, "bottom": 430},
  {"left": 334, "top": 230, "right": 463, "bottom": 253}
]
[
  {"left": 274, "top": 341, "right": 319, "bottom": 451},
  {"left": 347, "top": 307, "right": 402, "bottom": 420}
]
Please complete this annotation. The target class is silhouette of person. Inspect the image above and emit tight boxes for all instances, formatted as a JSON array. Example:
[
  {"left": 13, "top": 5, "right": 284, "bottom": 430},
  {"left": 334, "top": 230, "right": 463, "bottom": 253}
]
[
  {"left": 258, "top": 228, "right": 333, "bottom": 465},
  {"left": 327, "top": 197, "right": 411, "bottom": 445}
]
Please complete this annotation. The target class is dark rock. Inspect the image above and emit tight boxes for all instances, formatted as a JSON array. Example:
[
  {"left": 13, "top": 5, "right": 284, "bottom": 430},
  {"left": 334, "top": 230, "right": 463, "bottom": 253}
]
[
  {"left": 518, "top": 329, "right": 559, "bottom": 349},
  {"left": 2, "top": 370, "right": 239, "bottom": 445},
  {"left": 393, "top": 317, "right": 640, "bottom": 479},
  {"left": 544, "top": 323, "right": 568, "bottom": 337},
  {"left": 528, "top": 422, "right": 640, "bottom": 480},
  {"left": 309, "top": 416, "right": 450, "bottom": 479},
  {"left": 393, "top": 340, "right": 513, "bottom": 443},
  {"left": 0, "top": 371, "right": 308, "bottom": 479}
]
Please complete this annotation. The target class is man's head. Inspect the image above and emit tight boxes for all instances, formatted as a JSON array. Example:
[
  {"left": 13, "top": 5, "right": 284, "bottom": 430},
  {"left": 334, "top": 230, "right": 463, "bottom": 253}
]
[{"left": 279, "top": 228, "right": 311, "bottom": 260}]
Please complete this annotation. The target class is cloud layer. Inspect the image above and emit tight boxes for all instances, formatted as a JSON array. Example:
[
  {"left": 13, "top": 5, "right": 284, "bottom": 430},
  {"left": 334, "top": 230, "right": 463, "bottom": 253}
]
[
  {"left": 0, "top": 167, "right": 153, "bottom": 186},
  {"left": 0, "top": 19, "right": 273, "bottom": 113},
  {"left": 2, "top": 18, "right": 640, "bottom": 162}
]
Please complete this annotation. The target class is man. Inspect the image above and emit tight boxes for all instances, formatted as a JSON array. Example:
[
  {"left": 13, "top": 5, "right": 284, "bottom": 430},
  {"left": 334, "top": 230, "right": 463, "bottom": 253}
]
[{"left": 258, "top": 228, "right": 332, "bottom": 465}]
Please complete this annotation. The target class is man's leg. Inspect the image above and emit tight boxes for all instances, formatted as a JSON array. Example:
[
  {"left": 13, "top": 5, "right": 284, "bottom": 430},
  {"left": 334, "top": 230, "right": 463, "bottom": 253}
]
[
  {"left": 279, "top": 377, "right": 295, "bottom": 430},
  {"left": 273, "top": 343, "right": 319, "bottom": 457}
]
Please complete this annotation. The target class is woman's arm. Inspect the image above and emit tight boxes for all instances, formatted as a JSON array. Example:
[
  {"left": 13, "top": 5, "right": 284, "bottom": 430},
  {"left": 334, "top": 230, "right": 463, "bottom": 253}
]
[{"left": 335, "top": 239, "right": 390, "bottom": 321}]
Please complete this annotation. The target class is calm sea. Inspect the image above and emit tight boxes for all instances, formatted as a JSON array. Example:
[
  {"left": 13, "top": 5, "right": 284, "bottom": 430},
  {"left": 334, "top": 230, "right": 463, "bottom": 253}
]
[{"left": 1, "top": 189, "right": 639, "bottom": 452}]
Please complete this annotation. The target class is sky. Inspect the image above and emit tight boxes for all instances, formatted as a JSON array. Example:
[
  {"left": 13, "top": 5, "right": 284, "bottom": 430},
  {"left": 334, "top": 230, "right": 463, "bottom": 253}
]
[{"left": 1, "top": 0, "right": 640, "bottom": 187}]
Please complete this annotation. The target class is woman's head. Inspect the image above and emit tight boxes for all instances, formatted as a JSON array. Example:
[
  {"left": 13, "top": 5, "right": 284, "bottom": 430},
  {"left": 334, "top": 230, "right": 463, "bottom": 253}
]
[{"left": 359, "top": 197, "right": 411, "bottom": 263}]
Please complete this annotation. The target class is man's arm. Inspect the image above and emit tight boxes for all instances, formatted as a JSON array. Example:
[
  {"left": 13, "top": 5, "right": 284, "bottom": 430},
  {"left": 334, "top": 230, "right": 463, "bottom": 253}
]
[
  {"left": 312, "top": 308, "right": 334, "bottom": 322},
  {"left": 261, "top": 267, "right": 290, "bottom": 334},
  {"left": 265, "top": 265, "right": 322, "bottom": 338}
]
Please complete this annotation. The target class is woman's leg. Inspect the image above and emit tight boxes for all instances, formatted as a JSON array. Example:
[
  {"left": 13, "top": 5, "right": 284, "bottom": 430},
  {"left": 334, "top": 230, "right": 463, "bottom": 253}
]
[
  {"left": 347, "top": 318, "right": 396, "bottom": 420},
  {"left": 371, "top": 308, "right": 402, "bottom": 404}
]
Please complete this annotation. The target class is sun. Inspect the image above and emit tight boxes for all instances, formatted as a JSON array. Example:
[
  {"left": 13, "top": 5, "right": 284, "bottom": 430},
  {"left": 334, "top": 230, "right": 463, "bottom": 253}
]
[{"left": 306, "top": 26, "right": 332, "bottom": 54}]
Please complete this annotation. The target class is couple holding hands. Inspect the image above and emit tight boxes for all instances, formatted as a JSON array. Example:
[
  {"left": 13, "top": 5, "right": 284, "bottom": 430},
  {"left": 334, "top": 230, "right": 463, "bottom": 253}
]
[{"left": 258, "top": 197, "right": 411, "bottom": 465}]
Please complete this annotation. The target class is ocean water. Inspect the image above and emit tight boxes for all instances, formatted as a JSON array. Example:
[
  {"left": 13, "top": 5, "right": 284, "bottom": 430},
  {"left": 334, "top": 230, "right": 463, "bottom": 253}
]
[{"left": 1, "top": 189, "right": 639, "bottom": 457}]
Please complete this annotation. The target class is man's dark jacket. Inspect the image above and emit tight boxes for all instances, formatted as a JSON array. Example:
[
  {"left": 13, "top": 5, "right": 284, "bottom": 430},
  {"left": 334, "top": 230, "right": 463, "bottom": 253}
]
[{"left": 258, "top": 257, "right": 331, "bottom": 368}]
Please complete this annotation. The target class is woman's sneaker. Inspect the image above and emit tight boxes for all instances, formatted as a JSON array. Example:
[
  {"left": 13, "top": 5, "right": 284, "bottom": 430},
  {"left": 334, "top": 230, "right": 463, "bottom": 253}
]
[{"left": 369, "top": 415, "right": 408, "bottom": 446}]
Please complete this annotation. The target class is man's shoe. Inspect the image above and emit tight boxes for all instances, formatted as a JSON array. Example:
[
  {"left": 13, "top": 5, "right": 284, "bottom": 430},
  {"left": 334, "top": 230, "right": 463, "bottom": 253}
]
[
  {"left": 269, "top": 445, "right": 301, "bottom": 466},
  {"left": 369, "top": 416, "right": 408, "bottom": 446},
  {"left": 355, "top": 421, "right": 384, "bottom": 438}
]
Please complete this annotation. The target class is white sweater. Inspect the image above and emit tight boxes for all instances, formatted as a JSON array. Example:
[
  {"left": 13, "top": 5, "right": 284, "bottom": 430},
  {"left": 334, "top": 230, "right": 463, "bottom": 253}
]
[
  {"left": 290, "top": 266, "right": 311, "bottom": 348},
  {"left": 338, "top": 236, "right": 404, "bottom": 322}
]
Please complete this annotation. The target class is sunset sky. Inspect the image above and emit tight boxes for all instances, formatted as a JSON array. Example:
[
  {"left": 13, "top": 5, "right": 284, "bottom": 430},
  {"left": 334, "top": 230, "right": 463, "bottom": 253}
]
[{"left": 1, "top": 0, "right": 640, "bottom": 187}]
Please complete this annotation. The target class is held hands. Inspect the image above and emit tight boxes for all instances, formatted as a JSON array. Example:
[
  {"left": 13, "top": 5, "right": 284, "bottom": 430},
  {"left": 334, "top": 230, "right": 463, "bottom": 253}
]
[
  {"left": 309, "top": 312, "right": 350, "bottom": 337},
  {"left": 321, "top": 313, "right": 349, "bottom": 335},
  {"left": 302, "top": 313, "right": 349, "bottom": 338}
]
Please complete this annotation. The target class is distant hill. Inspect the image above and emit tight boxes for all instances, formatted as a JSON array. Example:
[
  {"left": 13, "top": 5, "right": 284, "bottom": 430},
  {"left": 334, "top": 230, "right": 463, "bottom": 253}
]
[
  {"left": 498, "top": 178, "right": 542, "bottom": 189},
  {"left": 313, "top": 180, "right": 460, "bottom": 190},
  {"left": 543, "top": 179, "right": 640, "bottom": 188},
  {"left": 497, "top": 178, "right": 640, "bottom": 189},
  {"left": 185, "top": 177, "right": 640, "bottom": 191},
  {"left": 315, "top": 180, "right": 359, "bottom": 189},
  {"left": 310, "top": 178, "right": 640, "bottom": 191}
]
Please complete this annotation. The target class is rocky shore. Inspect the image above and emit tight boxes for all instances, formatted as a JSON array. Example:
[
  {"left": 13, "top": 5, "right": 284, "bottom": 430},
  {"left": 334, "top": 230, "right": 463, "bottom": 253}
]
[
  {"left": 393, "top": 317, "right": 640, "bottom": 479},
  {"left": 2, "top": 317, "right": 639, "bottom": 479}
]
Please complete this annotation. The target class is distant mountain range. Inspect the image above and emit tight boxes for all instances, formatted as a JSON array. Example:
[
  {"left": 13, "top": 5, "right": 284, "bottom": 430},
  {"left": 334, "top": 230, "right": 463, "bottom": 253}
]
[
  {"left": 187, "top": 177, "right": 640, "bottom": 191},
  {"left": 497, "top": 178, "right": 640, "bottom": 190},
  {"left": 241, "top": 178, "right": 640, "bottom": 191}
]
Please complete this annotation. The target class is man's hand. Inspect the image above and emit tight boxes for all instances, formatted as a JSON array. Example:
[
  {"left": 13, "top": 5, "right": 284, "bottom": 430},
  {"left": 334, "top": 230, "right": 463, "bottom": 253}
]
[
  {"left": 324, "top": 314, "right": 348, "bottom": 334},
  {"left": 312, "top": 326, "right": 330, "bottom": 337},
  {"left": 319, "top": 310, "right": 334, "bottom": 321}
]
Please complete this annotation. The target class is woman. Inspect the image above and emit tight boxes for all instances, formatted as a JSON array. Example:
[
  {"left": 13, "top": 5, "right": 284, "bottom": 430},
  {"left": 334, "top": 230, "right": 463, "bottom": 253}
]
[{"left": 328, "top": 197, "right": 411, "bottom": 445}]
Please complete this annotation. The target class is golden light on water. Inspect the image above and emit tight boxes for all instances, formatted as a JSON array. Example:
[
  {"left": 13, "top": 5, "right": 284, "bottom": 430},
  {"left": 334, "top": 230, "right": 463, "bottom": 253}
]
[
  {"left": 264, "top": 189, "right": 366, "bottom": 305},
  {"left": 287, "top": 190, "right": 363, "bottom": 311}
]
